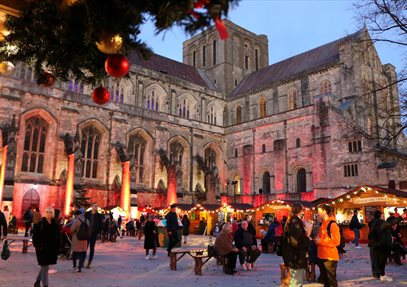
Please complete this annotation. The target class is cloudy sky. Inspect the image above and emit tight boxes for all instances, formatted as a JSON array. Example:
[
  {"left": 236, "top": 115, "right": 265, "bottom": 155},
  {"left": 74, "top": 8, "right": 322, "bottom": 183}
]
[{"left": 139, "top": 0, "right": 405, "bottom": 75}]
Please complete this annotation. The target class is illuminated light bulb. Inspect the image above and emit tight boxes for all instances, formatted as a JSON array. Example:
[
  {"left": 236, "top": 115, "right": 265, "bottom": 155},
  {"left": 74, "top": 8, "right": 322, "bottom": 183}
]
[{"left": 0, "top": 61, "right": 15, "bottom": 75}]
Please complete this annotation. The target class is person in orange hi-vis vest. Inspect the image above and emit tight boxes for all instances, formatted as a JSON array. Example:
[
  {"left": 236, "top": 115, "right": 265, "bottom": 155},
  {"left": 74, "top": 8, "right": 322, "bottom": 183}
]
[{"left": 314, "top": 205, "right": 340, "bottom": 287}]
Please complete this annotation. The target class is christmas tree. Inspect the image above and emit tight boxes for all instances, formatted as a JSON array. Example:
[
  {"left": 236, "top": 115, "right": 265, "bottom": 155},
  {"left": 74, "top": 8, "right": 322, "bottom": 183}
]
[
  {"left": 0, "top": 0, "right": 238, "bottom": 85},
  {"left": 73, "top": 188, "right": 91, "bottom": 209}
]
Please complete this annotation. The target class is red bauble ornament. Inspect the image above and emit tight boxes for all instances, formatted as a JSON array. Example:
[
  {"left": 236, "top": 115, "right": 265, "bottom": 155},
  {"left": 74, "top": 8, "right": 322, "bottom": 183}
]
[
  {"left": 43, "top": 72, "right": 55, "bottom": 87},
  {"left": 105, "top": 54, "right": 130, "bottom": 78},
  {"left": 214, "top": 17, "right": 229, "bottom": 40},
  {"left": 92, "top": 86, "right": 110, "bottom": 105}
]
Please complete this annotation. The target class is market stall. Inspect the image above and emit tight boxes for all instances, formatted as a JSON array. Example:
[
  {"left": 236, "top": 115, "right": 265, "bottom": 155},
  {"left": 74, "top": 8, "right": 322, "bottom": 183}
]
[
  {"left": 326, "top": 185, "right": 407, "bottom": 243},
  {"left": 252, "top": 200, "right": 318, "bottom": 238},
  {"left": 186, "top": 204, "right": 222, "bottom": 235}
]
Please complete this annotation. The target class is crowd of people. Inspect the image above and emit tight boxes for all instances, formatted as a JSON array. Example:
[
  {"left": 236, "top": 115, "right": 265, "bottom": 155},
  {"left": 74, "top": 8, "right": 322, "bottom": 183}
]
[{"left": 0, "top": 203, "right": 407, "bottom": 287}]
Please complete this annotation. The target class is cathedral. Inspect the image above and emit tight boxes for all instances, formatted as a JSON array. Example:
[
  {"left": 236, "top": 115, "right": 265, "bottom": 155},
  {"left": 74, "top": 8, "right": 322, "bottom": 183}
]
[{"left": 0, "top": 20, "right": 406, "bottom": 219}]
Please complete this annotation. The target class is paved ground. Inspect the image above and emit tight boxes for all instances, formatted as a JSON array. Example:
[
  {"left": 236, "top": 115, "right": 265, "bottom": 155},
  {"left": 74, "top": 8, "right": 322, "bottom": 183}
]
[{"left": 0, "top": 235, "right": 406, "bottom": 287}]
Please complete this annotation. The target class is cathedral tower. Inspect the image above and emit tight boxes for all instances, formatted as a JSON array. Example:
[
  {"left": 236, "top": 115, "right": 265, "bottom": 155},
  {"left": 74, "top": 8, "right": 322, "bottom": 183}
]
[{"left": 183, "top": 20, "right": 269, "bottom": 94}]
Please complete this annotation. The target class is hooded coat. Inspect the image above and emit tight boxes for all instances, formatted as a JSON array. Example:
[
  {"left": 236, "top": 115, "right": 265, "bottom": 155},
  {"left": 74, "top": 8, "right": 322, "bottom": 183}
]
[{"left": 32, "top": 217, "right": 60, "bottom": 266}]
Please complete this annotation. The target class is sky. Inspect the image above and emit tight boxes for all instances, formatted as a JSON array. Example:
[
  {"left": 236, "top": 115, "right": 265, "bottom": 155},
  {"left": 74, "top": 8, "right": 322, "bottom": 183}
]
[{"left": 138, "top": 0, "right": 405, "bottom": 75}]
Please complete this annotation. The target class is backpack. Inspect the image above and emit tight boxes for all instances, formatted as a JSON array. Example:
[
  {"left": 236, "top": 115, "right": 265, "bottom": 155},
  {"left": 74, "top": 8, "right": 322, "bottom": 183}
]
[
  {"left": 76, "top": 218, "right": 90, "bottom": 240},
  {"left": 1, "top": 240, "right": 10, "bottom": 260},
  {"left": 327, "top": 220, "right": 344, "bottom": 251},
  {"left": 274, "top": 223, "right": 283, "bottom": 237}
]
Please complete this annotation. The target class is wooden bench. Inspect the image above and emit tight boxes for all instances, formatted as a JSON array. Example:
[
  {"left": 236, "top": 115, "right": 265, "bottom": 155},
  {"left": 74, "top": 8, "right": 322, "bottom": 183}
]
[
  {"left": 4, "top": 235, "right": 32, "bottom": 254},
  {"left": 170, "top": 248, "right": 214, "bottom": 275}
]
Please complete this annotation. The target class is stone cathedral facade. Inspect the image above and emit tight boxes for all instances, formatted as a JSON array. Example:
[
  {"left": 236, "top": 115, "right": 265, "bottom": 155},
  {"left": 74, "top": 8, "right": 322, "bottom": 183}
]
[{"left": 0, "top": 20, "right": 406, "bottom": 219}]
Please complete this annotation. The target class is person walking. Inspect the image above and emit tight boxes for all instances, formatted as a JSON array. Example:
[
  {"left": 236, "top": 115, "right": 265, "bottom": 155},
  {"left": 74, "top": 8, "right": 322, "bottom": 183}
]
[
  {"left": 214, "top": 222, "right": 239, "bottom": 275},
  {"left": 166, "top": 204, "right": 179, "bottom": 256},
  {"left": 32, "top": 206, "right": 60, "bottom": 287},
  {"left": 2, "top": 206, "right": 9, "bottom": 227},
  {"left": 23, "top": 207, "right": 33, "bottom": 237},
  {"left": 70, "top": 209, "right": 90, "bottom": 272},
  {"left": 85, "top": 203, "right": 103, "bottom": 268},
  {"left": 0, "top": 208, "right": 7, "bottom": 240},
  {"left": 144, "top": 215, "right": 158, "bottom": 259},
  {"left": 282, "top": 202, "right": 309, "bottom": 287},
  {"left": 349, "top": 210, "right": 362, "bottom": 249},
  {"left": 315, "top": 204, "right": 340, "bottom": 287},
  {"left": 368, "top": 210, "right": 402, "bottom": 282},
  {"left": 181, "top": 214, "right": 190, "bottom": 244}
]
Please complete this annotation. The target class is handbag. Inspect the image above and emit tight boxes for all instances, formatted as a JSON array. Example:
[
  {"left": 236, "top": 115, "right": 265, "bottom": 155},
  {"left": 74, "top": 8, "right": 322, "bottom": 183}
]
[{"left": 1, "top": 240, "right": 10, "bottom": 260}]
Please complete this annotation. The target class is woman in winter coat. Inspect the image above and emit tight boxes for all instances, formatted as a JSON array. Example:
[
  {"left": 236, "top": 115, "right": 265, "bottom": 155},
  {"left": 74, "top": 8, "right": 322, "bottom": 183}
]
[
  {"left": 144, "top": 215, "right": 158, "bottom": 259},
  {"left": 181, "top": 214, "right": 190, "bottom": 244},
  {"left": 32, "top": 206, "right": 60, "bottom": 287},
  {"left": 70, "top": 209, "right": 89, "bottom": 272}
]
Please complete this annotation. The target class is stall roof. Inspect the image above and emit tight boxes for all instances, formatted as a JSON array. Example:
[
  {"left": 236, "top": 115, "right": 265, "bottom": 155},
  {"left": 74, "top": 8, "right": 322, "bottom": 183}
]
[
  {"left": 256, "top": 199, "right": 318, "bottom": 210},
  {"left": 327, "top": 185, "right": 407, "bottom": 203},
  {"left": 176, "top": 204, "right": 195, "bottom": 211},
  {"left": 283, "top": 200, "right": 319, "bottom": 209},
  {"left": 198, "top": 204, "right": 222, "bottom": 211},
  {"left": 228, "top": 203, "right": 254, "bottom": 211}
]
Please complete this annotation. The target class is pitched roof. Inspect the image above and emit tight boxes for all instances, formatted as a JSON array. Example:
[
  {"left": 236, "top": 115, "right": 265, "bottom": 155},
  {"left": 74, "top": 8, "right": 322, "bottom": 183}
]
[
  {"left": 129, "top": 52, "right": 216, "bottom": 90},
  {"left": 229, "top": 30, "right": 363, "bottom": 98}
]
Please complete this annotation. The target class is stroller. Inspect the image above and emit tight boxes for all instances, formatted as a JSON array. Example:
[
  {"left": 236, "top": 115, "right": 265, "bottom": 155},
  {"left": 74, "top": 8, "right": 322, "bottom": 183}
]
[{"left": 58, "top": 225, "right": 73, "bottom": 259}]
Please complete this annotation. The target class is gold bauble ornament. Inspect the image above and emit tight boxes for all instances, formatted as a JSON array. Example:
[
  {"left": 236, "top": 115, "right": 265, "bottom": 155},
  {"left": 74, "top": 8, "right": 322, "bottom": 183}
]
[
  {"left": 96, "top": 33, "right": 123, "bottom": 54},
  {"left": 60, "top": 0, "right": 79, "bottom": 11},
  {"left": 0, "top": 61, "right": 15, "bottom": 75}
]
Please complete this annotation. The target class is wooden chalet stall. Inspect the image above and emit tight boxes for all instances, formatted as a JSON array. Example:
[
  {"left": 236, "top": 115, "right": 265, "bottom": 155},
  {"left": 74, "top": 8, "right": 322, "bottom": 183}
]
[
  {"left": 328, "top": 185, "right": 407, "bottom": 243},
  {"left": 224, "top": 203, "right": 255, "bottom": 222},
  {"left": 253, "top": 200, "right": 318, "bottom": 238},
  {"left": 184, "top": 204, "right": 222, "bottom": 235}
]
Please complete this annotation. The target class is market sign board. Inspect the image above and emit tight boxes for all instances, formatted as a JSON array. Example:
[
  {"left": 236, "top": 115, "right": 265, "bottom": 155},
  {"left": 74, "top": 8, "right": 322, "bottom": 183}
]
[{"left": 351, "top": 197, "right": 398, "bottom": 205}]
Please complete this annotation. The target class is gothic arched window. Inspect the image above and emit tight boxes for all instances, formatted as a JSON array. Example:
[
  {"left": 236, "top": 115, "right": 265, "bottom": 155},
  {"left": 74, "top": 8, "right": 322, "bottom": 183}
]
[
  {"left": 21, "top": 117, "right": 48, "bottom": 173},
  {"left": 81, "top": 126, "right": 100, "bottom": 178},
  {"left": 259, "top": 97, "right": 267, "bottom": 118},
  {"left": 179, "top": 98, "right": 190, "bottom": 119},
  {"left": 236, "top": 106, "right": 242, "bottom": 124},
  {"left": 288, "top": 89, "right": 297, "bottom": 110},
  {"left": 146, "top": 90, "right": 159, "bottom": 111},
  {"left": 320, "top": 80, "right": 332, "bottom": 94},
  {"left": 262, "top": 171, "right": 271, "bottom": 194},
  {"left": 128, "top": 134, "right": 146, "bottom": 184},
  {"left": 233, "top": 175, "right": 241, "bottom": 195},
  {"left": 296, "top": 168, "right": 307, "bottom": 193}
]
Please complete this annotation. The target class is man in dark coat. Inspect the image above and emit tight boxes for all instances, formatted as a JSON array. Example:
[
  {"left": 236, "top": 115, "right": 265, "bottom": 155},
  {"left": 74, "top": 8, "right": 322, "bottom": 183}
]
[
  {"left": 32, "top": 207, "right": 60, "bottom": 287},
  {"left": 0, "top": 210, "right": 7, "bottom": 239},
  {"left": 166, "top": 204, "right": 179, "bottom": 256},
  {"left": 85, "top": 203, "right": 103, "bottom": 268},
  {"left": 282, "top": 202, "right": 309, "bottom": 287},
  {"left": 234, "top": 221, "right": 261, "bottom": 271},
  {"left": 350, "top": 209, "right": 363, "bottom": 248},
  {"left": 214, "top": 222, "right": 239, "bottom": 275},
  {"left": 368, "top": 210, "right": 402, "bottom": 282},
  {"left": 144, "top": 215, "right": 158, "bottom": 259},
  {"left": 23, "top": 207, "right": 33, "bottom": 237}
]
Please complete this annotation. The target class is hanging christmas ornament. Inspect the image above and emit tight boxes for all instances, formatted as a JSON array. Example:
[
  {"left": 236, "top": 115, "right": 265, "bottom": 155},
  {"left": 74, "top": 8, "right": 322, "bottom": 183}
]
[
  {"left": 105, "top": 54, "right": 129, "bottom": 78},
  {"left": 96, "top": 33, "right": 123, "bottom": 54},
  {"left": 0, "top": 61, "right": 15, "bottom": 76},
  {"left": 214, "top": 17, "right": 229, "bottom": 40},
  {"left": 92, "top": 86, "right": 110, "bottom": 105},
  {"left": 42, "top": 72, "right": 55, "bottom": 87}
]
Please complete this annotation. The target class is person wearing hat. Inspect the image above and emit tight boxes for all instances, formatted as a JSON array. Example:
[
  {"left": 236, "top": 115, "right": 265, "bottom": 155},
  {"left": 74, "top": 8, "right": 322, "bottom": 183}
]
[
  {"left": 85, "top": 203, "right": 104, "bottom": 268},
  {"left": 166, "top": 204, "right": 179, "bottom": 256}
]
